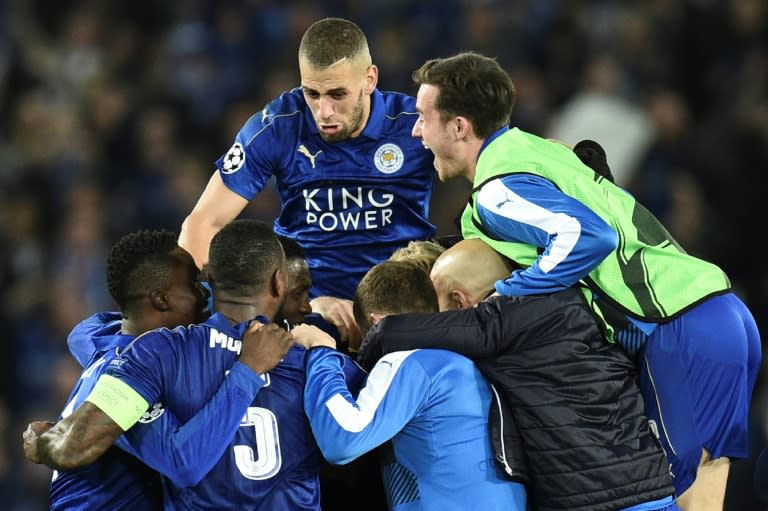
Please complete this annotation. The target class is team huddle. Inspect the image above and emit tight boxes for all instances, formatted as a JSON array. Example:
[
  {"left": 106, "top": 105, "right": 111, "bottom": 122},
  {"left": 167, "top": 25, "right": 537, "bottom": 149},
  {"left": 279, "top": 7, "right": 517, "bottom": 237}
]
[{"left": 22, "top": 17, "right": 762, "bottom": 511}]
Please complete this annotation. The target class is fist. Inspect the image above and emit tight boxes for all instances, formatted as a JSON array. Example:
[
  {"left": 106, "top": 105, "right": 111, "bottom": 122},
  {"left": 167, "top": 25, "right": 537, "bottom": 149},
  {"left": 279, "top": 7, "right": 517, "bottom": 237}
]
[
  {"left": 239, "top": 322, "right": 295, "bottom": 375},
  {"left": 23, "top": 421, "right": 55, "bottom": 463}
]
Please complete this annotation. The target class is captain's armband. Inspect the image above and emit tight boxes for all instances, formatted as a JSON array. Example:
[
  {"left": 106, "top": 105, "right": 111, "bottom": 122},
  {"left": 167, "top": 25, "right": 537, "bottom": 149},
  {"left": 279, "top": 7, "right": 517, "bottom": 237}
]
[{"left": 85, "top": 375, "right": 150, "bottom": 431}]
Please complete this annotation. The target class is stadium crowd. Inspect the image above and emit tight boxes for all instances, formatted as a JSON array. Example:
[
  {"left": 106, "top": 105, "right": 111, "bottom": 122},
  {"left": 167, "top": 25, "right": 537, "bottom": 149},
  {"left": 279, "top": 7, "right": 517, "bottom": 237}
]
[{"left": 0, "top": 0, "right": 766, "bottom": 509}]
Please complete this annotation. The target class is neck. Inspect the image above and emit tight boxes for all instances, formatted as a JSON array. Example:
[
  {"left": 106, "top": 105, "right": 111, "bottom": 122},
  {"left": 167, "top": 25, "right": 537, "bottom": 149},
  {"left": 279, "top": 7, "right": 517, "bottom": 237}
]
[
  {"left": 464, "top": 137, "right": 485, "bottom": 182},
  {"left": 120, "top": 317, "right": 140, "bottom": 336},
  {"left": 215, "top": 297, "right": 276, "bottom": 325}
]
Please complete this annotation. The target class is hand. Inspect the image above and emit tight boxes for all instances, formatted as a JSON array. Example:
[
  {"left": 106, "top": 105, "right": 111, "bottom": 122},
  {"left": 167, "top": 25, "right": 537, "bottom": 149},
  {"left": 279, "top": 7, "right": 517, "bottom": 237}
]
[
  {"left": 239, "top": 322, "right": 295, "bottom": 375},
  {"left": 309, "top": 296, "right": 362, "bottom": 350},
  {"left": 23, "top": 421, "right": 55, "bottom": 463},
  {"left": 291, "top": 324, "right": 336, "bottom": 350}
]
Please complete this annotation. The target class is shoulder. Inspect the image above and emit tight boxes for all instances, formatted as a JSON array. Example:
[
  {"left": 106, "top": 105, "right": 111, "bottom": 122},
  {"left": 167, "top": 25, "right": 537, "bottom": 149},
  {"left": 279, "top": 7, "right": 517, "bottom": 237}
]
[
  {"left": 122, "top": 325, "right": 191, "bottom": 357},
  {"left": 236, "top": 88, "right": 307, "bottom": 147},
  {"left": 408, "top": 348, "right": 475, "bottom": 371},
  {"left": 379, "top": 90, "right": 419, "bottom": 121}
]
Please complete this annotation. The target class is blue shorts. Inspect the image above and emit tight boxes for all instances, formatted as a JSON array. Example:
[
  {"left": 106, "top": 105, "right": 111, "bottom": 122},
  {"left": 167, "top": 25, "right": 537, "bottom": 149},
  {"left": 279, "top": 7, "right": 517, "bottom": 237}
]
[
  {"left": 639, "top": 292, "right": 762, "bottom": 495},
  {"left": 622, "top": 496, "right": 681, "bottom": 511}
]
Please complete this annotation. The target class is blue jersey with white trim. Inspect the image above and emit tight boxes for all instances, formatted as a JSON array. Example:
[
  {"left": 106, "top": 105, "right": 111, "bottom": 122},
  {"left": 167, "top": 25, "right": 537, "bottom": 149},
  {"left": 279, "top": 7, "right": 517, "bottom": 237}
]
[
  {"left": 52, "top": 313, "right": 273, "bottom": 509},
  {"left": 107, "top": 313, "right": 365, "bottom": 510},
  {"left": 475, "top": 172, "right": 661, "bottom": 346},
  {"left": 216, "top": 88, "right": 436, "bottom": 299},
  {"left": 304, "top": 347, "right": 526, "bottom": 511},
  {"left": 51, "top": 313, "right": 161, "bottom": 511}
]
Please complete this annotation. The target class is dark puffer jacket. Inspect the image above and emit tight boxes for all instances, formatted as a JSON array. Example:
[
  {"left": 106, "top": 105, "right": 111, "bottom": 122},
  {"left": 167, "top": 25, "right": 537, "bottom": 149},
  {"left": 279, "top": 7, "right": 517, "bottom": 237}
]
[{"left": 361, "top": 288, "right": 674, "bottom": 511}]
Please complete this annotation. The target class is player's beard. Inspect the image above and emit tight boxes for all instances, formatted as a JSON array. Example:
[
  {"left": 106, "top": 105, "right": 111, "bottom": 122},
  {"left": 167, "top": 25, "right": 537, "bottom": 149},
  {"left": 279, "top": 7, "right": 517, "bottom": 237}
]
[{"left": 320, "top": 89, "right": 366, "bottom": 143}]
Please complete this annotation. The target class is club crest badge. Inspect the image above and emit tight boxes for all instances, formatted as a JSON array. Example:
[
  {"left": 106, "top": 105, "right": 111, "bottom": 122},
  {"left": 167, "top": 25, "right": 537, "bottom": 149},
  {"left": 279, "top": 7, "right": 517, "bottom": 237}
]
[
  {"left": 221, "top": 142, "right": 246, "bottom": 174},
  {"left": 374, "top": 143, "right": 404, "bottom": 174}
]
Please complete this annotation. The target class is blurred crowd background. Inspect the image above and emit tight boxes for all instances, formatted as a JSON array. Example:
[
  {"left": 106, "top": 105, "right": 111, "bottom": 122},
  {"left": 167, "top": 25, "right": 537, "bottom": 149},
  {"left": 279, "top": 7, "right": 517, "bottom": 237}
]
[{"left": 0, "top": 0, "right": 766, "bottom": 509}]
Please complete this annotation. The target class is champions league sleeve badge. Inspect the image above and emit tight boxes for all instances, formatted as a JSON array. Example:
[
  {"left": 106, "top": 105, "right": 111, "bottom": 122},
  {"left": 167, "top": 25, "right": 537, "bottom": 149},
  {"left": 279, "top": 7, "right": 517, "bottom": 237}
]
[
  {"left": 138, "top": 402, "right": 166, "bottom": 424},
  {"left": 374, "top": 143, "right": 404, "bottom": 174},
  {"left": 221, "top": 142, "right": 246, "bottom": 174}
]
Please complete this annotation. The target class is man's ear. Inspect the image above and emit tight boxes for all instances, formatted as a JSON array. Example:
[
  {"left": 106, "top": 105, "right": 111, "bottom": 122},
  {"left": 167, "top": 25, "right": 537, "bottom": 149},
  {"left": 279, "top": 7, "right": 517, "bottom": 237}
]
[
  {"left": 455, "top": 116, "right": 472, "bottom": 141},
  {"left": 270, "top": 267, "right": 285, "bottom": 299},
  {"left": 452, "top": 288, "right": 475, "bottom": 310},
  {"left": 364, "top": 64, "right": 378, "bottom": 95},
  {"left": 149, "top": 290, "right": 170, "bottom": 311},
  {"left": 369, "top": 312, "right": 386, "bottom": 326}
]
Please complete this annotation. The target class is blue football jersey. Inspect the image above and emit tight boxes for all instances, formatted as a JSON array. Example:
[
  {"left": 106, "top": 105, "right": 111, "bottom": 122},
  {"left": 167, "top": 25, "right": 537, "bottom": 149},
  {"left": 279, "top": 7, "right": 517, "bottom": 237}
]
[
  {"left": 304, "top": 348, "right": 527, "bottom": 511},
  {"left": 53, "top": 313, "right": 269, "bottom": 509},
  {"left": 66, "top": 311, "right": 122, "bottom": 368},
  {"left": 51, "top": 314, "right": 162, "bottom": 511},
  {"left": 108, "top": 313, "right": 365, "bottom": 510},
  {"left": 216, "top": 88, "right": 437, "bottom": 299}
]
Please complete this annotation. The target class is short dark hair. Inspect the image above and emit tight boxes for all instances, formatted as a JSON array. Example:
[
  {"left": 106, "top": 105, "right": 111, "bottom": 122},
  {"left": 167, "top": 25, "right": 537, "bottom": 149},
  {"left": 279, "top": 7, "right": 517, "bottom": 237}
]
[
  {"left": 299, "top": 17, "right": 370, "bottom": 68},
  {"left": 106, "top": 230, "right": 180, "bottom": 311},
  {"left": 207, "top": 219, "right": 283, "bottom": 296},
  {"left": 412, "top": 52, "right": 516, "bottom": 139},
  {"left": 353, "top": 260, "right": 438, "bottom": 331},
  {"left": 276, "top": 234, "right": 307, "bottom": 264}
]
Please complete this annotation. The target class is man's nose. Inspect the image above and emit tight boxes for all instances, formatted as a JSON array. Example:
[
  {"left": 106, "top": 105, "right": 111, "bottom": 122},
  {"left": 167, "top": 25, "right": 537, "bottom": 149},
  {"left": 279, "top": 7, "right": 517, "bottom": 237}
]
[
  {"left": 412, "top": 121, "right": 422, "bottom": 138},
  {"left": 318, "top": 97, "right": 334, "bottom": 119}
]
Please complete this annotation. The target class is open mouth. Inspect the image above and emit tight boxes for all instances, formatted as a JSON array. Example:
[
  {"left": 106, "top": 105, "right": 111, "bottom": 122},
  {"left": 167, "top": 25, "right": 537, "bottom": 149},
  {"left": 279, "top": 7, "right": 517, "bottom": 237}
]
[{"left": 320, "top": 124, "right": 341, "bottom": 136}]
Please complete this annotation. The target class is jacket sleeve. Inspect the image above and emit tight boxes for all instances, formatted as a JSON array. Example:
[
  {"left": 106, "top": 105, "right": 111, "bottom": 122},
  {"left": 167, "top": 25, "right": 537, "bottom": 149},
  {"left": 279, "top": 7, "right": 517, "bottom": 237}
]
[
  {"left": 304, "top": 347, "right": 429, "bottom": 465},
  {"left": 370, "top": 299, "right": 516, "bottom": 360},
  {"left": 115, "top": 361, "right": 264, "bottom": 488},
  {"left": 476, "top": 174, "right": 617, "bottom": 295}
]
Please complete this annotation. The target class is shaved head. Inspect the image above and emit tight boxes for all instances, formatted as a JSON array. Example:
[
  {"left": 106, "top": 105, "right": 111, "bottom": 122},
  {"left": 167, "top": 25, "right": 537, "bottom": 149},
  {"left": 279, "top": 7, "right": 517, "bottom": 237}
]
[{"left": 430, "top": 238, "right": 515, "bottom": 311}]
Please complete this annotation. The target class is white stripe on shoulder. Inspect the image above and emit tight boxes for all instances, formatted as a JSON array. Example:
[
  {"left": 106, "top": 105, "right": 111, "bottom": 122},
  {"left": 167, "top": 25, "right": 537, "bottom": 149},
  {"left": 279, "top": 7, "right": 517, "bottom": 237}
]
[
  {"left": 477, "top": 179, "right": 581, "bottom": 272},
  {"left": 325, "top": 349, "right": 420, "bottom": 432},
  {"left": 385, "top": 111, "right": 419, "bottom": 120},
  {"left": 246, "top": 110, "right": 303, "bottom": 146}
]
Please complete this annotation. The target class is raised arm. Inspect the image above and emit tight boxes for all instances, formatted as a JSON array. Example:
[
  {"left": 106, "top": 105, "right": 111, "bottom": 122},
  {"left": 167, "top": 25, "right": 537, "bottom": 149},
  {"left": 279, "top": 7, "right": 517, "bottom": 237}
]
[{"left": 179, "top": 171, "right": 249, "bottom": 269}]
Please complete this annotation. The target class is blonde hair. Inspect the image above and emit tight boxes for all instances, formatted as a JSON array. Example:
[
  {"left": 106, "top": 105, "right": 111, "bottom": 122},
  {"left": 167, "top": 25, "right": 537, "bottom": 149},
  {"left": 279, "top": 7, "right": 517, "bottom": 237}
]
[{"left": 389, "top": 240, "right": 446, "bottom": 274}]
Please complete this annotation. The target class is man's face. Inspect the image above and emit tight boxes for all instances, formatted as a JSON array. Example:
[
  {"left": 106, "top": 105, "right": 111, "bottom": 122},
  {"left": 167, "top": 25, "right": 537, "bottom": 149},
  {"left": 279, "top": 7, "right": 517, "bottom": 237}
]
[
  {"left": 412, "top": 84, "right": 465, "bottom": 182},
  {"left": 165, "top": 247, "right": 210, "bottom": 326},
  {"left": 300, "top": 57, "right": 376, "bottom": 142},
  {"left": 278, "top": 258, "right": 313, "bottom": 325}
]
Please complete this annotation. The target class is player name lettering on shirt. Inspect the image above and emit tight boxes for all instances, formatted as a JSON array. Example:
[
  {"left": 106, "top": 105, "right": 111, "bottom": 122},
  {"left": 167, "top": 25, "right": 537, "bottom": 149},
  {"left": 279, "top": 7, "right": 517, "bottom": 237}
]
[
  {"left": 209, "top": 328, "right": 242, "bottom": 354},
  {"left": 303, "top": 187, "right": 394, "bottom": 232}
]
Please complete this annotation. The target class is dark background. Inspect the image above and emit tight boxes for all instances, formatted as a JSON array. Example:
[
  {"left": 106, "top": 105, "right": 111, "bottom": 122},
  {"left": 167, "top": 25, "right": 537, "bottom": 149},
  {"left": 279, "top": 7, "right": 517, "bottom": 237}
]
[{"left": 0, "top": 0, "right": 765, "bottom": 508}]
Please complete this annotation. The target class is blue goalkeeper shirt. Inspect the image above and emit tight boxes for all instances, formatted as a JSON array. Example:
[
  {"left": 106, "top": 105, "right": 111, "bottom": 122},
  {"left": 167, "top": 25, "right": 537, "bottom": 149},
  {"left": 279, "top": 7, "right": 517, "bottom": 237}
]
[
  {"left": 304, "top": 347, "right": 527, "bottom": 511},
  {"left": 106, "top": 312, "right": 365, "bottom": 510},
  {"left": 216, "top": 87, "right": 436, "bottom": 299}
]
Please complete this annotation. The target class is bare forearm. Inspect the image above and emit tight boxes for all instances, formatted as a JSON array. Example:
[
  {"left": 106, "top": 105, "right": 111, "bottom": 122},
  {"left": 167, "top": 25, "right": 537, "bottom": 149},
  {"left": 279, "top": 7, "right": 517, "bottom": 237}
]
[
  {"left": 178, "top": 172, "right": 250, "bottom": 270},
  {"left": 37, "top": 402, "right": 123, "bottom": 471},
  {"left": 179, "top": 213, "right": 218, "bottom": 270}
]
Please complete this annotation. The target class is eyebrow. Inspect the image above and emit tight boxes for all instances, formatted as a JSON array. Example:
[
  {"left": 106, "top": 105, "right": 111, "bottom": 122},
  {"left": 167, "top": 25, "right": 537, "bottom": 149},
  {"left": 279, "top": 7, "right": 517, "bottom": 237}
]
[{"left": 302, "top": 85, "right": 348, "bottom": 95}]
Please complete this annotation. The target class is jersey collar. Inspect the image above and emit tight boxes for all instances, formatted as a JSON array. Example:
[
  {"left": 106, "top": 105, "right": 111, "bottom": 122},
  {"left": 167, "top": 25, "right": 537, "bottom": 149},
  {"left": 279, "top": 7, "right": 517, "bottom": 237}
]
[
  {"left": 206, "top": 312, "right": 271, "bottom": 337},
  {"left": 478, "top": 125, "right": 510, "bottom": 156},
  {"left": 92, "top": 322, "right": 131, "bottom": 352},
  {"left": 359, "top": 88, "right": 385, "bottom": 140}
]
